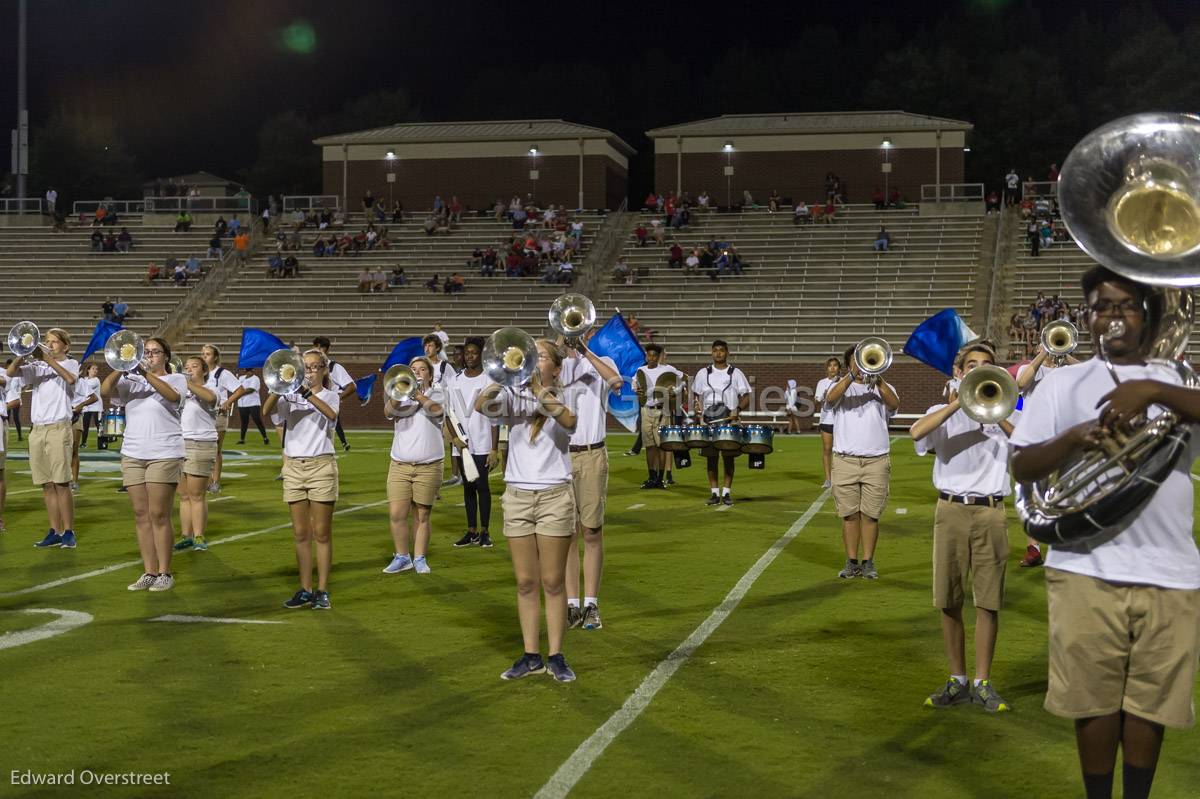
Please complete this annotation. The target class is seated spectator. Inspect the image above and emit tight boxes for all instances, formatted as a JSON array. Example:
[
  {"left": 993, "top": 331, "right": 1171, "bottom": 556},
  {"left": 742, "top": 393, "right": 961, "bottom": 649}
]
[
  {"left": 90, "top": 229, "right": 103, "bottom": 251},
  {"left": 873, "top": 226, "right": 891, "bottom": 252},
  {"left": 557, "top": 259, "right": 574, "bottom": 284},
  {"left": 113, "top": 299, "right": 130, "bottom": 322},
  {"left": 214, "top": 216, "right": 228, "bottom": 237},
  {"left": 389, "top": 266, "right": 408, "bottom": 287},
  {"left": 336, "top": 233, "right": 352, "bottom": 256},
  {"left": 540, "top": 261, "right": 559, "bottom": 284},
  {"left": 449, "top": 196, "right": 462, "bottom": 223},
  {"left": 670, "top": 207, "right": 688, "bottom": 229},
  {"left": 392, "top": 201, "right": 404, "bottom": 223},
  {"left": 511, "top": 207, "right": 527, "bottom": 230},
  {"left": 634, "top": 224, "right": 648, "bottom": 247},
  {"left": 423, "top": 215, "right": 437, "bottom": 236},
  {"left": 793, "top": 201, "right": 810, "bottom": 225},
  {"left": 450, "top": 272, "right": 465, "bottom": 293},
  {"left": 888, "top": 188, "right": 901, "bottom": 207},
  {"left": 94, "top": 206, "right": 108, "bottom": 226},
  {"left": 505, "top": 252, "right": 521, "bottom": 277},
  {"left": 366, "top": 228, "right": 379, "bottom": 249},
  {"left": 492, "top": 199, "right": 506, "bottom": 221},
  {"left": 668, "top": 242, "right": 684, "bottom": 269},
  {"left": 371, "top": 269, "right": 387, "bottom": 292},
  {"left": 117, "top": 228, "right": 134, "bottom": 253},
  {"left": 311, "top": 236, "right": 326, "bottom": 257},
  {"left": 1019, "top": 197, "right": 1033, "bottom": 219},
  {"left": 102, "top": 233, "right": 118, "bottom": 252},
  {"left": 742, "top": 189, "right": 756, "bottom": 209},
  {"left": 697, "top": 190, "right": 710, "bottom": 210},
  {"left": 268, "top": 253, "right": 284, "bottom": 278},
  {"left": 644, "top": 192, "right": 658, "bottom": 211},
  {"left": 768, "top": 190, "right": 781, "bottom": 213},
  {"left": 684, "top": 249, "right": 700, "bottom": 275},
  {"left": 227, "top": 215, "right": 242, "bottom": 236},
  {"left": 288, "top": 226, "right": 303, "bottom": 251},
  {"left": 185, "top": 255, "right": 202, "bottom": 279},
  {"left": 175, "top": 211, "right": 192, "bottom": 232},
  {"left": 1034, "top": 195, "right": 1051, "bottom": 218},
  {"left": 173, "top": 262, "right": 188, "bottom": 286},
  {"left": 650, "top": 219, "right": 664, "bottom": 246},
  {"left": 823, "top": 200, "right": 836, "bottom": 223},
  {"left": 986, "top": 191, "right": 1001, "bottom": 214},
  {"left": 280, "top": 254, "right": 297, "bottom": 278},
  {"left": 351, "top": 230, "right": 368, "bottom": 254},
  {"left": 435, "top": 215, "right": 451, "bottom": 235},
  {"left": 425, "top": 273, "right": 440, "bottom": 292},
  {"left": 872, "top": 187, "right": 885, "bottom": 210},
  {"left": 358, "top": 269, "right": 372, "bottom": 292}
]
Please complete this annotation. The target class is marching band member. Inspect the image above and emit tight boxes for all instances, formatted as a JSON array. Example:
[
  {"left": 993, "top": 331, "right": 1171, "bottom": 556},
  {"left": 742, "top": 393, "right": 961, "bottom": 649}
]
[
  {"left": 784, "top": 378, "right": 800, "bottom": 435},
  {"left": 8, "top": 328, "right": 79, "bottom": 549},
  {"left": 824, "top": 345, "right": 899, "bottom": 579},
  {"left": 103, "top": 337, "right": 187, "bottom": 591},
  {"left": 447, "top": 337, "right": 499, "bottom": 549},
  {"left": 235, "top": 365, "right": 270, "bottom": 445},
  {"left": 813, "top": 357, "right": 842, "bottom": 488},
  {"left": 175, "top": 356, "right": 221, "bottom": 552},
  {"left": 476, "top": 339, "right": 579, "bottom": 682},
  {"left": 634, "top": 343, "right": 683, "bottom": 490},
  {"left": 312, "top": 337, "right": 356, "bottom": 452},
  {"left": 424, "top": 334, "right": 461, "bottom": 487},
  {"left": 70, "top": 363, "right": 102, "bottom": 491},
  {"left": 690, "top": 340, "right": 750, "bottom": 506},
  {"left": 263, "top": 350, "right": 340, "bottom": 610},
  {"left": 0, "top": 371, "right": 7, "bottom": 532},
  {"left": 561, "top": 332, "right": 622, "bottom": 630},
  {"left": 910, "top": 342, "right": 1014, "bottom": 713},
  {"left": 1012, "top": 266, "right": 1200, "bottom": 799},
  {"left": 381, "top": 356, "right": 444, "bottom": 575},
  {"left": 202, "top": 344, "right": 249, "bottom": 493}
]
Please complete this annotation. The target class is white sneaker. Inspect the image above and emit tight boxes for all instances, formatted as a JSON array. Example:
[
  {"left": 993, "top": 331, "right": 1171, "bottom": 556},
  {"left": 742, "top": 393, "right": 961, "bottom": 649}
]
[
  {"left": 413, "top": 556, "right": 431, "bottom": 574},
  {"left": 127, "top": 573, "right": 157, "bottom": 591},
  {"left": 208, "top": 481, "right": 221, "bottom": 494},
  {"left": 822, "top": 479, "right": 831, "bottom": 489},
  {"left": 69, "top": 481, "right": 79, "bottom": 492},
  {"left": 383, "top": 553, "right": 413, "bottom": 574},
  {"left": 441, "top": 476, "right": 462, "bottom": 488},
  {"left": 149, "top": 573, "right": 175, "bottom": 592}
]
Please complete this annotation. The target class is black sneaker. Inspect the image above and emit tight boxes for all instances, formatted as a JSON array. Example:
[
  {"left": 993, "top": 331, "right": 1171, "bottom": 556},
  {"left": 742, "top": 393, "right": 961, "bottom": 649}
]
[
  {"left": 479, "top": 532, "right": 494, "bottom": 548},
  {"left": 341, "top": 442, "right": 351, "bottom": 452},
  {"left": 501, "top": 654, "right": 546, "bottom": 680},
  {"left": 705, "top": 494, "right": 721, "bottom": 506},
  {"left": 262, "top": 437, "right": 271, "bottom": 445},
  {"left": 453, "top": 531, "right": 480, "bottom": 548},
  {"left": 640, "top": 479, "right": 661, "bottom": 490},
  {"left": 664, "top": 474, "right": 675, "bottom": 486},
  {"left": 546, "top": 653, "right": 576, "bottom": 682},
  {"left": 311, "top": 590, "right": 332, "bottom": 610},
  {"left": 722, "top": 494, "right": 733, "bottom": 506},
  {"left": 567, "top": 605, "right": 583, "bottom": 629},
  {"left": 283, "top": 589, "right": 313, "bottom": 609}
]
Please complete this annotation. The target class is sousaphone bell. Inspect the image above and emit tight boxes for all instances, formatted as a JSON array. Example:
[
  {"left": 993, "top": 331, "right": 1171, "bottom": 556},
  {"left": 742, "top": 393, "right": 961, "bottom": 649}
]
[
  {"left": 104, "top": 330, "right": 145, "bottom": 372},
  {"left": 263, "top": 348, "right": 305, "bottom": 394}
]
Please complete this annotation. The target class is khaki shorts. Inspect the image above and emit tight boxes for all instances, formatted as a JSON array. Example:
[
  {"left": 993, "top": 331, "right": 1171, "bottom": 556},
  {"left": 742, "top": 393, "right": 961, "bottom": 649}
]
[
  {"left": 387, "top": 459, "right": 442, "bottom": 506},
  {"left": 72, "top": 414, "right": 83, "bottom": 432},
  {"left": 215, "top": 413, "right": 230, "bottom": 433},
  {"left": 641, "top": 407, "right": 664, "bottom": 447},
  {"left": 931, "top": 499, "right": 1008, "bottom": 611},
  {"left": 29, "top": 422, "right": 73, "bottom": 486},
  {"left": 282, "top": 454, "right": 338, "bottom": 503},
  {"left": 1045, "top": 567, "right": 1200, "bottom": 728},
  {"left": 502, "top": 482, "right": 576, "bottom": 538},
  {"left": 571, "top": 446, "right": 608, "bottom": 529},
  {"left": 831, "top": 453, "right": 890, "bottom": 519},
  {"left": 183, "top": 439, "right": 219, "bottom": 477},
  {"left": 121, "top": 456, "right": 183, "bottom": 486}
]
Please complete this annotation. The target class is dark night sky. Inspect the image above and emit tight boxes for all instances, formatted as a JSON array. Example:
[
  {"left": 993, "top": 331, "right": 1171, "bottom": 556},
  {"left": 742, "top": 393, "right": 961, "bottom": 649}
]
[{"left": 0, "top": 0, "right": 1193, "bottom": 187}]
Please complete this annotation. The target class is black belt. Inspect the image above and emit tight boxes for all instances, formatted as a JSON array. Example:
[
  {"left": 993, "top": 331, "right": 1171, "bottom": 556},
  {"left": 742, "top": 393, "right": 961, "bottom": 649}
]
[
  {"left": 569, "top": 442, "right": 605, "bottom": 453},
  {"left": 939, "top": 491, "right": 1004, "bottom": 507}
]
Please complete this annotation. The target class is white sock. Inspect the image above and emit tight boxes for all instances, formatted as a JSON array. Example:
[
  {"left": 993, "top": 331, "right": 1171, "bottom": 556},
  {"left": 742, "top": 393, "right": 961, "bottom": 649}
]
[
  {"left": 973, "top": 678, "right": 985, "bottom": 687},
  {"left": 711, "top": 489, "right": 719, "bottom": 496},
  {"left": 568, "top": 598, "right": 580, "bottom": 609},
  {"left": 951, "top": 675, "right": 967, "bottom": 686},
  {"left": 721, "top": 487, "right": 730, "bottom": 496},
  {"left": 584, "top": 596, "right": 598, "bottom": 608}
]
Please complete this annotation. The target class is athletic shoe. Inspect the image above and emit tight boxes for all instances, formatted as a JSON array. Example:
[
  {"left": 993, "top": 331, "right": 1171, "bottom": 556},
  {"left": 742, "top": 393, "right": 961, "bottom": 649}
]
[
  {"left": 69, "top": 481, "right": 79, "bottom": 492},
  {"left": 567, "top": 605, "right": 583, "bottom": 629},
  {"left": 194, "top": 536, "right": 208, "bottom": 551},
  {"left": 117, "top": 486, "right": 128, "bottom": 493},
  {"left": 34, "top": 530, "right": 62, "bottom": 548},
  {"left": 582, "top": 604, "right": 602, "bottom": 630},
  {"left": 1020, "top": 545, "right": 1043, "bottom": 568},
  {"left": 837, "top": 559, "right": 860, "bottom": 579},
  {"left": 311, "top": 590, "right": 332, "bottom": 610},
  {"left": 640, "top": 479, "right": 661, "bottom": 490},
  {"left": 283, "top": 589, "right": 313, "bottom": 609},
  {"left": 207, "top": 482, "right": 221, "bottom": 494},
  {"left": 441, "top": 476, "right": 463, "bottom": 488},
  {"left": 236, "top": 439, "right": 246, "bottom": 445},
  {"left": 860, "top": 559, "right": 879, "bottom": 579},
  {"left": 453, "top": 531, "right": 480, "bottom": 548},
  {"left": 59, "top": 531, "right": 77, "bottom": 549},
  {"left": 413, "top": 556, "right": 431, "bottom": 574},
  {"left": 149, "top": 573, "right": 175, "bottom": 592},
  {"left": 925, "top": 679, "right": 972, "bottom": 708},
  {"left": 274, "top": 473, "right": 284, "bottom": 481},
  {"left": 479, "top": 532, "right": 494, "bottom": 548},
  {"left": 127, "top": 573, "right": 157, "bottom": 591},
  {"left": 722, "top": 494, "right": 733, "bottom": 506},
  {"left": 341, "top": 441, "right": 350, "bottom": 451},
  {"left": 622, "top": 450, "right": 636, "bottom": 457},
  {"left": 501, "top": 654, "right": 546, "bottom": 680},
  {"left": 972, "top": 680, "right": 1011, "bottom": 712},
  {"left": 173, "top": 537, "right": 195, "bottom": 551},
  {"left": 263, "top": 437, "right": 271, "bottom": 446},
  {"left": 822, "top": 479, "right": 832, "bottom": 489},
  {"left": 546, "top": 654, "right": 577, "bottom": 683},
  {"left": 705, "top": 494, "right": 721, "bottom": 506},
  {"left": 664, "top": 474, "right": 675, "bottom": 486},
  {"left": 383, "top": 553, "right": 413, "bottom": 574}
]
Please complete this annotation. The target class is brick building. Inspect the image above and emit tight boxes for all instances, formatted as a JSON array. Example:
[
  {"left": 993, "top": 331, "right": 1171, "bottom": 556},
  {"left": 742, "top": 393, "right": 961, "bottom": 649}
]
[
  {"left": 314, "top": 119, "right": 635, "bottom": 214},
  {"left": 647, "top": 111, "right": 972, "bottom": 208}
]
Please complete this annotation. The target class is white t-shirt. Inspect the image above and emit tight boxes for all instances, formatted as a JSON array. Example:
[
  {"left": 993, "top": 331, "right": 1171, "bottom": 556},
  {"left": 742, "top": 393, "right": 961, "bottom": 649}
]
[
  {"left": 636, "top": 363, "right": 684, "bottom": 409},
  {"left": 74, "top": 376, "right": 103, "bottom": 414},
  {"left": 433, "top": 359, "right": 458, "bottom": 386},
  {"left": 276, "top": 388, "right": 340, "bottom": 458},
  {"left": 1019, "top": 363, "right": 1051, "bottom": 398},
  {"left": 432, "top": 330, "right": 450, "bottom": 349},
  {"left": 562, "top": 354, "right": 618, "bottom": 446},
  {"left": 182, "top": 376, "right": 223, "bottom": 442},
  {"left": 914, "top": 405, "right": 1014, "bottom": 496},
  {"left": 387, "top": 386, "right": 445, "bottom": 464},
  {"left": 1010, "top": 358, "right": 1200, "bottom": 589},
  {"left": 20, "top": 358, "right": 80, "bottom": 426},
  {"left": 211, "top": 366, "right": 241, "bottom": 413},
  {"left": 814, "top": 377, "right": 837, "bottom": 424},
  {"left": 118, "top": 372, "right": 187, "bottom": 460},
  {"left": 5, "top": 374, "right": 23, "bottom": 410},
  {"left": 498, "top": 386, "right": 572, "bottom": 490},
  {"left": 828, "top": 379, "right": 897, "bottom": 457},
  {"left": 237, "top": 375, "right": 262, "bottom": 407},
  {"left": 445, "top": 370, "right": 496, "bottom": 456},
  {"left": 691, "top": 365, "right": 751, "bottom": 414},
  {"left": 328, "top": 361, "right": 354, "bottom": 393}
]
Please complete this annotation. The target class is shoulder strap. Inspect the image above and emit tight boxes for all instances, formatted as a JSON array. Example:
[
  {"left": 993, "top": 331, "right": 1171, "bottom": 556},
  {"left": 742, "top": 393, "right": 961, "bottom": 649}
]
[{"left": 215, "top": 366, "right": 226, "bottom": 380}]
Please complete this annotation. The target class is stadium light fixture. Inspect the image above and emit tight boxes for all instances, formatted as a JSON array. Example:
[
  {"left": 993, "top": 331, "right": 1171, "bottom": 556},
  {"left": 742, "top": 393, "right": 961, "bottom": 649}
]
[
  {"left": 723, "top": 141, "right": 734, "bottom": 152},
  {"left": 963, "top": 147, "right": 971, "bottom": 153},
  {"left": 529, "top": 145, "right": 539, "bottom": 156},
  {"left": 881, "top": 139, "right": 893, "bottom": 149},
  {"left": 385, "top": 150, "right": 396, "bottom": 160}
]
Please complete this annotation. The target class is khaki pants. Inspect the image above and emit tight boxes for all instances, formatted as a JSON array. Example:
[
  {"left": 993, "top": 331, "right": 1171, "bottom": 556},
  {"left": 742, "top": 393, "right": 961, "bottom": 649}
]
[{"left": 387, "top": 459, "right": 442, "bottom": 506}]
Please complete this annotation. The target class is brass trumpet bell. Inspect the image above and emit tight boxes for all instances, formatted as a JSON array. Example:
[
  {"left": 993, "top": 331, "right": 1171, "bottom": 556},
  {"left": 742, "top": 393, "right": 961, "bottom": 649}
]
[
  {"left": 168, "top": 354, "right": 185, "bottom": 375},
  {"left": 483, "top": 327, "right": 538, "bottom": 387},
  {"left": 383, "top": 364, "right": 418, "bottom": 402},
  {"left": 957, "top": 365, "right": 1019, "bottom": 425},
  {"left": 853, "top": 336, "right": 892, "bottom": 376},
  {"left": 104, "top": 329, "right": 144, "bottom": 372},
  {"left": 1040, "top": 319, "right": 1079, "bottom": 362},
  {"left": 263, "top": 349, "right": 305, "bottom": 395},
  {"left": 548, "top": 294, "right": 596, "bottom": 340},
  {"left": 7, "top": 321, "right": 40, "bottom": 358}
]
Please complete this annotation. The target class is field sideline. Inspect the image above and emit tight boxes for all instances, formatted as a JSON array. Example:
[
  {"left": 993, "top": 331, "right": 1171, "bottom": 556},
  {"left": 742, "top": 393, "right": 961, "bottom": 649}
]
[{"left": 2, "top": 431, "right": 1199, "bottom": 798}]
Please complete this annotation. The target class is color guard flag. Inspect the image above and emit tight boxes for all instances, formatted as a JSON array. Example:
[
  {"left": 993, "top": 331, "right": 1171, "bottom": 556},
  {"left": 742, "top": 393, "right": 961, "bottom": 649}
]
[
  {"left": 356, "top": 336, "right": 424, "bottom": 404},
  {"left": 81, "top": 319, "right": 123, "bottom": 363},
  {"left": 237, "top": 328, "right": 289, "bottom": 369},
  {"left": 903, "top": 309, "right": 978, "bottom": 377},
  {"left": 586, "top": 313, "right": 646, "bottom": 432}
]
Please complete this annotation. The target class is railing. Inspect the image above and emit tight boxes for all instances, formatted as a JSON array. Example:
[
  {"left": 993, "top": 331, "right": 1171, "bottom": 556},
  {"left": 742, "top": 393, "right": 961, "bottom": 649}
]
[
  {"left": 1022, "top": 180, "right": 1057, "bottom": 199},
  {"left": 920, "top": 183, "right": 985, "bottom": 203},
  {"left": 282, "top": 195, "right": 339, "bottom": 212},
  {"left": 72, "top": 199, "right": 146, "bottom": 216},
  {"left": 574, "top": 199, "right": 627, "bottom": 299},
  {"left": 145, "top": 196, "right": 257, "bottom": 214},
  {"left": 984, "top": 203, "right": 1009, "bottom": 337},
  {"left": 0, "top": 197, "right": 42, "bottom": 214}
]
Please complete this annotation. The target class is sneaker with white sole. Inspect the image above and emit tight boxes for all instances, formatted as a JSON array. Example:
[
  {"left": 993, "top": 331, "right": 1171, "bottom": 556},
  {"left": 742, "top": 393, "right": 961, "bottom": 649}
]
[
  {"left": 413, "top": 556, "right": 431, "bottom": 574},
  {"left": 837, "top": 559, "right": 860, "bottom": 579},
  {"left": 822, "top": 479, "right": 832, "bottom": 489},
  {"left": 34, "top": 530, "right": 62, "bottom": 548},
  {"left": 972, "top": 680, "right": 1012, "bottom": 712},
  {"left": 311, "top": 590, "right": 332, "bottom": 610},
  {"left": 383, "top": 553, "right": 413, "bottom": 574},
  {"left": 501, "top": 654, "right": 546, "bottom": 680},
  {"left": 441, "top": 476, "right": 463, "bottom": 488},
  {"left": 546, "top": 653, "right": 576, "bottom": 682},
  {"left": 478, "top": 532, "right": 494, "bottom": 548},
  {"left": 173, "top": 536, "right": 195, "bottom": 551},
  {"left": 860, "top": 559, "right": 879, "bottom": 580},
  {"left": 193, "top": 536, "right": 208, "bottom": 551},
  {"left": 453, "top": 531, "right": 479, "bottom": 548},
  {"left": 59, "top": 531, "right": 77, "bottom": 549},
  {"left": 567, "top": 605, "right": 583, "bottom": 629},
  {"left": 207, "top": 481, "right": 221, "bottom": 494},
  {"left": 127, "top": 573, "right": 157, "bottom": 591},
  {"left": 582, "top": 604, "right": 602, "bottom": 630},
  {"left": 925, "top": 678, "right": 972, "bottom": 708},
  {"left": 149, "top": 573, "right": 175, "bottom": 592}
]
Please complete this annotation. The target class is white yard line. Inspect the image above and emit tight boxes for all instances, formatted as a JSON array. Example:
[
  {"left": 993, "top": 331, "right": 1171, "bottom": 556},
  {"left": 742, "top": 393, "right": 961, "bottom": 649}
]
[
  {"left": 534, "top": 490, "right": 830, "bottom": 799},
  {"left": 625, "top": 503, "right": 645, "bottom": 510},
  {"left": 149, "top": 615, "right": 285, "bottom": 625},
  {"left": 0, "top": 609, "right": 93, "bottom": 651}
]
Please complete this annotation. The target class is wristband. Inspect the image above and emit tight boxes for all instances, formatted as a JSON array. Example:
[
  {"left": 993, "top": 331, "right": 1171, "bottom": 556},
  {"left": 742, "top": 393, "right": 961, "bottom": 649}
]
[{"left": 300, "top": 387, "right": 313, "bottom": 400}]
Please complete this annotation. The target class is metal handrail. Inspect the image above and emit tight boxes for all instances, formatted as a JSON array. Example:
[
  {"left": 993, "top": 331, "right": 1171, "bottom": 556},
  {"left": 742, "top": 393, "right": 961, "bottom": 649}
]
[
  {"left": 145, "top": 196, "right": 256, "bottom": 214},
  {"left": 1022, "top": 180, "right": 1058, "bottom": 199},
  {"left": 920, "top": 183, "right": 985, "bottom": 203},
  {"left": 0, "top": 197, "right": 42, "bottom": 213},
  {"left": 72, "top": 199, "right": 146, "bottom": 216},
  {"left": 282, "top": 195, "right": 339, "bottom": 212}
]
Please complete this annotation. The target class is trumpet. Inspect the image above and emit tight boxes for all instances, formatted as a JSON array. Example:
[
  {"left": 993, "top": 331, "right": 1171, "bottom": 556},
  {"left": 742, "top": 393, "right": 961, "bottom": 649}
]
[
  {"left": 104, "top": 330, "right": 145, "bottom": 373},
  {"left": 483, "top": 326, "right": 538, "bottom": 387},
  {"left": 548, "top": 294, "right": 596, "bottom": 347},
  {"left": 7, "top": 321, "right": 42, "bottom": 358},
  {"left": 957, "top": 365, "right": 1019, "bottom": 424},
  {"left": 263, "top": 348, "right": 305, "bottom": 395},
  {"left": 853, "top": 336, "right": 892, "bottom": 386},
  {"left": 1040, "top": 319, "right": 1078, "bottom": 364},
  {"left": 383, "top": 364, "right": 419, "bottom": 402}
]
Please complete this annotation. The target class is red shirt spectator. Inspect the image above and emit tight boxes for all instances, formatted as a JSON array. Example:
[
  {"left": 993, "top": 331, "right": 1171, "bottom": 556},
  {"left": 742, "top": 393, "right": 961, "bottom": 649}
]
[
  {"left": 888, "top": 188, "right": 900, "bottom": 205},
  {"left": 644, "top": 193, "right": 658, "bottom": 210},
  {"left": 634, "top": 225, "right": 648, "bottom": 246}
]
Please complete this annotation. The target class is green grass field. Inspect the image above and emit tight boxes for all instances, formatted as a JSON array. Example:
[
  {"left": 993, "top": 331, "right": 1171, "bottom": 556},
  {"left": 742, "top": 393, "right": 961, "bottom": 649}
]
[{"left": 2, "top": 431, "right": 1199, "bottom": 798}]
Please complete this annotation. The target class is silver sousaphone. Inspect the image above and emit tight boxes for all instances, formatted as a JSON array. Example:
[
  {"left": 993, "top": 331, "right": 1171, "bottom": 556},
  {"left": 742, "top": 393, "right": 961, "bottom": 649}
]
[
  {"left": 263, "top": 349, "right": 305, "bottom": 394},
  {"left": 1016, "top": 112, "right": 1200, "bottom": 544},
  {"left": 104, "top": 330, "right": 145, "bottom": 372}
]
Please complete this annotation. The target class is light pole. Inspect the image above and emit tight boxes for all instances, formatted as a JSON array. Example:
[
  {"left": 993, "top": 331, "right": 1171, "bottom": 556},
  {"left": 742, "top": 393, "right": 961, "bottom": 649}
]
[
  {"left": 529, "top": 144, "right": 539, "bottom": 203},
  {"left": 14, "top": 0, "right": 28, "bottom": 203},
  {"left": 385, "top": 150, "right": 396, "bottom": 208},
  {"left": 881, "top": 138, "right": 893, "bottom": 207},
  {"left": 723, "top": 141, "right": 734, "bottom": 208}
]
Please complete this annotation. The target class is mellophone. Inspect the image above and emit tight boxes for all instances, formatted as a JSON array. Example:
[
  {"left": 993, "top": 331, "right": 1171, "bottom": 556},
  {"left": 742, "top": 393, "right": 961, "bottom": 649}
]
[{"left": 657, "top": 421, "right": 774, "bottom": 457}]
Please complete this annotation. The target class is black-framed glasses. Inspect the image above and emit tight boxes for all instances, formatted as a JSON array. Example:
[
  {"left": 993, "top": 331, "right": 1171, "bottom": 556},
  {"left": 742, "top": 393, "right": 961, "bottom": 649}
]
[
  {"left": 1089, "top": 300, "right": 1141, "bottom": 316},
  {"left": 144, "top": 349, "right": 166, "bottom": 356}
]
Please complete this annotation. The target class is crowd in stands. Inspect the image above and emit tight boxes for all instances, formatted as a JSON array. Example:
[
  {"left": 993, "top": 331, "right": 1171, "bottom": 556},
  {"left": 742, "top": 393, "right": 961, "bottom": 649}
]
[
  {"left": 424, "top": 272, "right": 466, "bottom": 294},
  {"left": 463, "top": 202, "right": 586, "bottom": 284},
  {"left": 100, "top": 298, "right": 132, "bottom": 323},
  {"left": 90, "top": 227, "right": 136, "bottom": 253},
  {"left": 1008, "top": 291, "right": 1087, "bottom": 359},
  {"left": 142, "top": 253, "right": 206, "bottom": 286},
  {"left": 310, "top": 225, "right": 393, "bottom": 257},
  {"left": 618, "top": 235, "right": 749, "bottom": 284},
  {"left": 1021, "top": 192, "right": 1069, "bottom": 256}
]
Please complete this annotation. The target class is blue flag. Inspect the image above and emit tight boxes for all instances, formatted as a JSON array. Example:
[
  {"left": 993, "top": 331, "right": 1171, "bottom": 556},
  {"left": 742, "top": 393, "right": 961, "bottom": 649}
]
[
  {"left": 587, "top": 314, "right": 646, "bottom": 432},
  {"left": 903, "top": 309, "right": 978, "bottom": 377},
  {"left": 81, "top": 319, "right": 123, "bottom": 363},
  {"left": 355, "top": 373, "right": 378, "bottom": 404},
  {"left": 355, "top": 336, "right": 423, "bottom": 404},
  {"left": 237, "top": 328, "right": 289, "bottom": 369}
]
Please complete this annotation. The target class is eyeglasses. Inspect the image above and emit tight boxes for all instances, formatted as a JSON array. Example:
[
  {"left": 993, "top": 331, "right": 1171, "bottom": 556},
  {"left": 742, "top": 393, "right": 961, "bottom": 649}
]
[
  {"left": 144, "top": 349, "right": 165, "bottom": 356},
  {"left": 303, "top": 365, "right": 323, "bottom": 373},
  {"left": 1089, "top": 300, "right": 1142, "bottom": 316}
]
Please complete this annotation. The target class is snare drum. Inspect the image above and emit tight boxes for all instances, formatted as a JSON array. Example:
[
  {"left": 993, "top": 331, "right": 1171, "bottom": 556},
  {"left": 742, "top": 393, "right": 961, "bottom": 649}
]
[
  {"left": 713, "top": 424, "right": 746, "bottom": 452},
  {"left": 684, "top": 425, "right": 713, "bottom": 449},
  {"left": 103, "top": 408, "right": 126, "bottom": 438},
  {"left": 742, "top": 424, "right": 774, "bottom": 455},
  {"left": 658, "top": 425, "right": 687, "bottom": 452}
]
